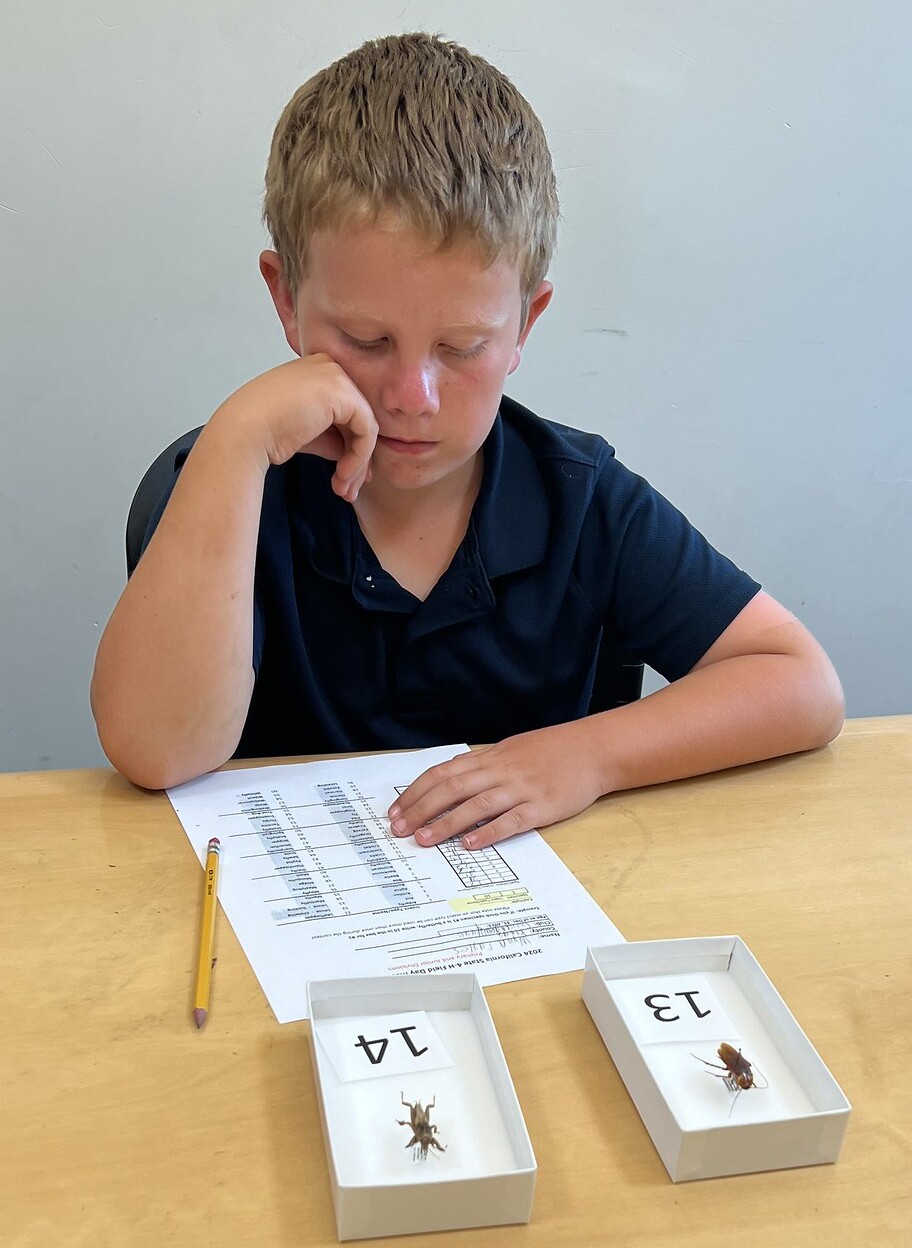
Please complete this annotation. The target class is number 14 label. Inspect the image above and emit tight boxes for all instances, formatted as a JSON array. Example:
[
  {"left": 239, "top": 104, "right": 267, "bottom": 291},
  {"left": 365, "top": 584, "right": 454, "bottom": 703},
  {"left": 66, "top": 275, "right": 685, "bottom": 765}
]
[{"left": 315, "top": 1011, "right": 455, "bottom": 1083}]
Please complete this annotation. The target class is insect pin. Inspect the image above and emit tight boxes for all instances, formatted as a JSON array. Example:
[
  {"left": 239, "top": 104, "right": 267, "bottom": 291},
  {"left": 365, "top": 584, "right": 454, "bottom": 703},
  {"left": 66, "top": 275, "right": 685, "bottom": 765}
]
[
  {"left": 692, "top": 1043, "right": 768, "bottom": 1117},
  {"left": 397, "top": 1093, "right": 447, "bottom": 1160}
]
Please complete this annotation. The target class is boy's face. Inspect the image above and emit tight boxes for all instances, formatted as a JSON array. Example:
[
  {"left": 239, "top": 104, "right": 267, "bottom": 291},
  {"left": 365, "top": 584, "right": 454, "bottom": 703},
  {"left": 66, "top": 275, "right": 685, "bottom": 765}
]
[{"left": 261, "top": 218, "right": 551, "bottom": 498}]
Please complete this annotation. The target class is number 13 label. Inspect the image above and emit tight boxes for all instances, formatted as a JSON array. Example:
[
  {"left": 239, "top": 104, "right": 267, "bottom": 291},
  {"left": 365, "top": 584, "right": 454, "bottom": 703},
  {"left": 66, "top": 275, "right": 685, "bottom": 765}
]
[{"left": 607, "top": 973, "right": 738, "bottom": 1045}]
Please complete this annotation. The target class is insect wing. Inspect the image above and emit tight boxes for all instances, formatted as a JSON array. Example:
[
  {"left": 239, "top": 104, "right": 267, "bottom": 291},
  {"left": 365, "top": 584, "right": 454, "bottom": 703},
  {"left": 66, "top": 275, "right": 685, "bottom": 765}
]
[{"left": 718, "top": 1044, "right": 754, "bottom": 1089}]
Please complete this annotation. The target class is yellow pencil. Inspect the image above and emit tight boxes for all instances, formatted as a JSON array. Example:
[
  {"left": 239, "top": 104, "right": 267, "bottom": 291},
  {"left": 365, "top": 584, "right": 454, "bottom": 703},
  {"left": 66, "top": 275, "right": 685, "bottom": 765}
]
[{"left": 193, "top": 837, "right": 221, "bottom": 1029}]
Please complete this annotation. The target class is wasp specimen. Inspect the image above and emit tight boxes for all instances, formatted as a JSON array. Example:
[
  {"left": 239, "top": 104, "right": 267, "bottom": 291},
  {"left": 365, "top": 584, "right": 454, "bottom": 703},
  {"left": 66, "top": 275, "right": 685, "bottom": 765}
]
[
  {"left": 692, "top": 1043, "right": 768, "bottom": 1117},
  {"left": 397, "top": 1093, "right": 447, "bottom": 1160}
]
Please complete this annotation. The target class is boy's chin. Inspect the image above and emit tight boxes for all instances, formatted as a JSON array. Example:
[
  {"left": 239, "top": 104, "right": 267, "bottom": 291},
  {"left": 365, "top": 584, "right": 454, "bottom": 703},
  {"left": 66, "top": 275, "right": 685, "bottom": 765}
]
[{"left": 368, "top": 446, "right": 480, "bottom": 495}]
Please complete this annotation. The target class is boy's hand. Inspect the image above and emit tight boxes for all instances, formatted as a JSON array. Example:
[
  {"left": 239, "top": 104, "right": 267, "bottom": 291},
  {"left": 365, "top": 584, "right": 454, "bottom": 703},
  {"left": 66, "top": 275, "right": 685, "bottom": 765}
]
[
  {"left": 387, "top": 722, "right": 608, "bottom": 851},
  {"left": 215, "top": 354, "right": 377, "bottom": 502},
  {"left": 385, "top": 594, "right": 845, "bottom": 850}
]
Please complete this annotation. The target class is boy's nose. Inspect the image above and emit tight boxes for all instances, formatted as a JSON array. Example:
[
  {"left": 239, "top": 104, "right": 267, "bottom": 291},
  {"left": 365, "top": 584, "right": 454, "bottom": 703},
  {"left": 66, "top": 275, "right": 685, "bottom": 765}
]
[{"left": 380, "top": 360, "right": 441, "bottom": 418}]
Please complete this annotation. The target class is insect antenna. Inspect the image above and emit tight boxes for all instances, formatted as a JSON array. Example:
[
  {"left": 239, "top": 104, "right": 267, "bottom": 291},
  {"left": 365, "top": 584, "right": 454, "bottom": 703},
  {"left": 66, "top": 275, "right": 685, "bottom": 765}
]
[{"left": 751, "top": 1064, "right": 769, "bottom": 1091}]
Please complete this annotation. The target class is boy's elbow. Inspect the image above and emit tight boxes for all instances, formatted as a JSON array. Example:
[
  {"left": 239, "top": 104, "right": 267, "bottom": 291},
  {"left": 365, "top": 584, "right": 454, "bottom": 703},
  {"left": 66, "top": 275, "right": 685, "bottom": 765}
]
[
  {"left": 96, "top": 727, "right": 192, "bottom": 791},
  {"left": 102, "top": 741, "right": 222, "bottom": 791},
  {"left": 803, "top": 652, "right": 845, "bottom": 750},
  {"left": 92, "top": 686, "right": 165, "bottom": 789},
  {"left": 93, "top": 700, "right": 226, "bottom": 790},
  {"left": 810, "top": 691, "right": 845, "bottom": 749},
  {"left": 91, "top": 673, "right": 241, "bottom": 790},
  {"left": 110, "top": 753, "right": 189, "bottom": 792}
]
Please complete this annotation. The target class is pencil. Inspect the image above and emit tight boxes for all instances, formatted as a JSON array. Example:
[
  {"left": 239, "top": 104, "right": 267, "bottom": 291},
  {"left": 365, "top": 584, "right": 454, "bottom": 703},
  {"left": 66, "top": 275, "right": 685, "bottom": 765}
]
[{"left": 192, "top": 837, "right": 221, "bottom": 1029}]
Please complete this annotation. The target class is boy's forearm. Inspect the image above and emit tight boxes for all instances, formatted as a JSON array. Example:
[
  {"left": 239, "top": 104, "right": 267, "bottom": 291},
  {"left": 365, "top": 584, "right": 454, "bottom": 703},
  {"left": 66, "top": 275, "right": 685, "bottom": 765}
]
[
  {"left": 592, "top": 637, "right": 845, "bottom": 795},
  {"left": 91, "top": 415, "right": 266, "bottom": 789},
  {"left": 92, "top": 356, "right": 378, "bottom": 790},
  {"left": 388, "top": 598, "right": 844, "bottom": 853}
]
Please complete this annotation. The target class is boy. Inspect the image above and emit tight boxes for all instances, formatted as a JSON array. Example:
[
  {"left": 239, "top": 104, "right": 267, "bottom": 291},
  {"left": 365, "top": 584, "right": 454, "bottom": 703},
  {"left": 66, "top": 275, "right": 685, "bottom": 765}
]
[{"left": 91, "top": 33, "right": 844, "bottom": 851}]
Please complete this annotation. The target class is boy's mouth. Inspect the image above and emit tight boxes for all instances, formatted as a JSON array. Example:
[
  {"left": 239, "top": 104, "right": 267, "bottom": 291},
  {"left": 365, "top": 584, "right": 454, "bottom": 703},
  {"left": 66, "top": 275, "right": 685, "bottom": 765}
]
[{"left": 378, "top": 435, "right": 437, "bottom": 455}]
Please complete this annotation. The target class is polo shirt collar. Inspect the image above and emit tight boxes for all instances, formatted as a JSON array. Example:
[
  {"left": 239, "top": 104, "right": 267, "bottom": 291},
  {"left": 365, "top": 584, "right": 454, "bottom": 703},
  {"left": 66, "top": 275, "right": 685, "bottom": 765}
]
[
  {"left": 399, "top": 406, "right": 550, "bottom": 640},
  {"left": 304, "top": 399, "right": 550, "bottom": 604}
]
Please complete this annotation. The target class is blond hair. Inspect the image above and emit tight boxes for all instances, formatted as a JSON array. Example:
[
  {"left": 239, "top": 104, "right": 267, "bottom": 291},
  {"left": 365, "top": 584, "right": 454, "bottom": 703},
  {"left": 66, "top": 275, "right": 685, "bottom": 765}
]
[{"left": 263, "top": 32, "right": 558, "bottom": 306}]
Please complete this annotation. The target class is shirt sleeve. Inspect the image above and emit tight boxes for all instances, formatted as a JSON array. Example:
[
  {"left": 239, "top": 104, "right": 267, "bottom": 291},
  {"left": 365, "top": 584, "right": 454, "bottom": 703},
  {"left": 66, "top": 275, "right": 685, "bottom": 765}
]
[{"left": 579, "top": 450, "right": 762, "bottom": 681}]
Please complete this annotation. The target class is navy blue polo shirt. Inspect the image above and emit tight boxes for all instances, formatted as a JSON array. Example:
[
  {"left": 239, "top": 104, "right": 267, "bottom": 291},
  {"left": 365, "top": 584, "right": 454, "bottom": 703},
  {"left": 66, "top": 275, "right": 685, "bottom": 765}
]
[{"left": 145, "top": 396, "right": 759, "bottom": 758}]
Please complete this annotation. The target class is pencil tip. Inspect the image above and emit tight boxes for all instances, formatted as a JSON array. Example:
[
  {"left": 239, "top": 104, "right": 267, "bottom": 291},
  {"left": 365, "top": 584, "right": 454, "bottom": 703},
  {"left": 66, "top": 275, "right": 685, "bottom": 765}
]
[{"left": 193, "top": 1008, "right": 207, "bottom": 1029}]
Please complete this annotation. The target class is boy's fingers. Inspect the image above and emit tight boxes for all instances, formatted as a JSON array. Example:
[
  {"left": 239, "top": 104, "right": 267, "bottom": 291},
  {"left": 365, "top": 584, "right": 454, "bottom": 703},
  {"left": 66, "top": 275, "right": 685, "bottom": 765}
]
[
  {"left": 335, "top": 437, "right": 374, "bottom": 481},
  {"left": 331, "top": 471, "right": 366, "bottom": 503},
  {"left": 411, "top": 786, "right": 508, "bottom": 846},
  {"left": 457, "top": 805, "right": 538, "bottom": 850},
  {"left": 331, "top": 409, "right": 377, "bottom": 500},
  {"left": 389, "top": 755, "right": 484, "bottom": 831},
  {"left": 407, "top": 791, "right": 538, "bottom": 852}
]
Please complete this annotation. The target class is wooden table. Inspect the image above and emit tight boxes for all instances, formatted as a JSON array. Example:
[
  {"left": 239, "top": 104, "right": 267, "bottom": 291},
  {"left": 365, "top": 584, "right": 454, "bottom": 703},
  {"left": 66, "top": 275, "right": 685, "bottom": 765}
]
[{"left": 3, "top": 717, "right": 910, "bottom": 1246}]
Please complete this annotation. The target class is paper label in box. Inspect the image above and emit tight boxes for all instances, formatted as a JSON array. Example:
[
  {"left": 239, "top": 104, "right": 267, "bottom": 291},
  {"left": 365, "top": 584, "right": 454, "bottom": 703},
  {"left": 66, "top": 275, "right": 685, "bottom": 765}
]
[
  {"left": 609, "top": 973, "right": 738, "bottom": 1045},
  {"left": 316, "top": 1010, "right": 455, "bottom": 1083}
]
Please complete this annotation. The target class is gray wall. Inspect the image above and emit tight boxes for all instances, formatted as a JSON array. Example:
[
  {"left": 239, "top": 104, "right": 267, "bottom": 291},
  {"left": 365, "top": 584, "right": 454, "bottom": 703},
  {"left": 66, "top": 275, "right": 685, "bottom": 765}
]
[{"left": 2, "top": 1, "right": 910, "bottom": 773}]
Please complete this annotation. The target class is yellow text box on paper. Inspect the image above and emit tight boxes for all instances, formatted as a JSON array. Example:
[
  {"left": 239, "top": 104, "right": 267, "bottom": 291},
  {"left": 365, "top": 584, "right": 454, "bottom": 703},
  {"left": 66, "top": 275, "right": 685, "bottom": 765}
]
[{"left": 449, "top": 888, "right": 531, "bottom": 912}]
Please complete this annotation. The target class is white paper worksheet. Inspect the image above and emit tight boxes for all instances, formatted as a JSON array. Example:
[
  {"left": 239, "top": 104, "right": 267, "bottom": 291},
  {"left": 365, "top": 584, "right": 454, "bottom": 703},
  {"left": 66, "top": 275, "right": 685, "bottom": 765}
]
[{"left": 169, "top": 745, "right": 624, "bottom": 1022}]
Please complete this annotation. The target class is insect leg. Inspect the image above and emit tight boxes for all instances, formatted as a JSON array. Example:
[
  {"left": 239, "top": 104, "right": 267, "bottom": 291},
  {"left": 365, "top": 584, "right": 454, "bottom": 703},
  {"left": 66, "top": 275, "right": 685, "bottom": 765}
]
[{"left": 691, "top": 1052, "right": 733, "bottom": 1073}]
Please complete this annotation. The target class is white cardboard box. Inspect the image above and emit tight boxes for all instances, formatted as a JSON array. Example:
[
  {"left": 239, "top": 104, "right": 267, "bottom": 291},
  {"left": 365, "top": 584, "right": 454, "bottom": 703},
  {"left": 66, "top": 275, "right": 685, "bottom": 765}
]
[
  {"left": 582, "top": 936, "right": 851, "bottom": 1181},
  {"left": 306, "top": 973, "right": 536, "bottom": 1240}
]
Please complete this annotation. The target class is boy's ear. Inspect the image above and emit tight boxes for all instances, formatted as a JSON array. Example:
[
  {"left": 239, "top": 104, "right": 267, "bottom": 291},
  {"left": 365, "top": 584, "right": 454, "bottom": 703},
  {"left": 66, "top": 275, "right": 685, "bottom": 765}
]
[
  {"left": 507, "top": 281, "right": 553, "bottom": 376},
  {"left": 259, "top": 250, "right": 303, "bottom": 356}
]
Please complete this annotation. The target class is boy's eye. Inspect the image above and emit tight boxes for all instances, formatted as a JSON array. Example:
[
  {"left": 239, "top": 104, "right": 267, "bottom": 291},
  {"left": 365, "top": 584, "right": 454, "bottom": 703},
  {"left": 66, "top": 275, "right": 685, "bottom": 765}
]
[
  {"left": 341, "top": 333, "right": 487, "bottom": 360},
  {"left": 343, "top": 333, "right": 386, "bottom": 351},
  {"left": 446, "top": 342, "right": 487, "bottom": 360}
]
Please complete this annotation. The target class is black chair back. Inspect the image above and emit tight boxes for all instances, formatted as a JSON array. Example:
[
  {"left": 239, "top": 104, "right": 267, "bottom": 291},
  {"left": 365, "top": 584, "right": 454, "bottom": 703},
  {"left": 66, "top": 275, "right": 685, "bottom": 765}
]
[{"left": 125, "top": 427, "right": 202, "bottom": 575}]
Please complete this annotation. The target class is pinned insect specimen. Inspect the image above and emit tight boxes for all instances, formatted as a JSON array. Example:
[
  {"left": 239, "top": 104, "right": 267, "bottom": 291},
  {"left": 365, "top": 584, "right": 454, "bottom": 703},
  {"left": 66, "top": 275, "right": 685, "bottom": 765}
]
[
  {"left": 692, "top": 1043, "right": 768, "bottom": 1117},
  {"left": 397, "top": 1093, "right": 447, "bottom": 1160}
]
